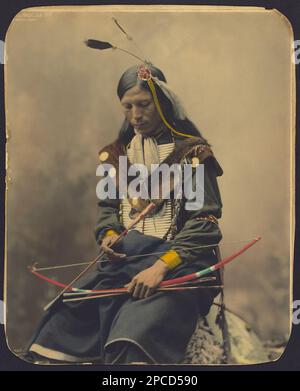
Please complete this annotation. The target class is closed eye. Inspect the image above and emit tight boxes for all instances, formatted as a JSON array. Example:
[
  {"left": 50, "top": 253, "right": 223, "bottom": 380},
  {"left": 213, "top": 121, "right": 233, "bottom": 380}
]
[{"left": 138, "top": 101, "right": 151, "bottom": 108}]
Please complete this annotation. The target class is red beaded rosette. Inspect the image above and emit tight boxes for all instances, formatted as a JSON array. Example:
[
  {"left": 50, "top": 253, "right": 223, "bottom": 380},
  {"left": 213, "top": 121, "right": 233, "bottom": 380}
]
[{"left": 137, "top": 64, "right": 152, "bottom": 81}]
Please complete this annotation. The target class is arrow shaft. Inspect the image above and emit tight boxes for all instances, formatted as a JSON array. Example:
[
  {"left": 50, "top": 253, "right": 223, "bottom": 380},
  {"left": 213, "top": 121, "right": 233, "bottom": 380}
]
[{"left": 42, "top": 203, "right": 156, "bottom": 311}]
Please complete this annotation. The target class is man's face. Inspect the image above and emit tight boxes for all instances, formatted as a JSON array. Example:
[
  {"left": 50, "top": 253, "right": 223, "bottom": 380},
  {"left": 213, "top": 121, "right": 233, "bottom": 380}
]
[{"left": 120, "top": 85, "right": 162, "bottom": 136}]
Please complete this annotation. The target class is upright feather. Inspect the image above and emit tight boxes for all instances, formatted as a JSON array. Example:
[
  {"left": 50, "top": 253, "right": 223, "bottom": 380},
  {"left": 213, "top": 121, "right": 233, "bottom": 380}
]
[{"left": 84, "top": 39, "right": 114, "bottom": 50}]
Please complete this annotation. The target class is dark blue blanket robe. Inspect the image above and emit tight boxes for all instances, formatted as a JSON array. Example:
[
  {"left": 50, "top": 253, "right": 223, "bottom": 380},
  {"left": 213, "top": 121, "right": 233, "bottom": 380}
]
[{"left": 27, "top": 230, "right": 220, "bottom": 364}]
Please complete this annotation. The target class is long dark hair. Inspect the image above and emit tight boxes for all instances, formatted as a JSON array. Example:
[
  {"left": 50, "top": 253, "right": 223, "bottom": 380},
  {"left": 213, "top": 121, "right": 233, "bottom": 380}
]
[{"left": 116, "top": 64, "right": 205, "bottom": 145}]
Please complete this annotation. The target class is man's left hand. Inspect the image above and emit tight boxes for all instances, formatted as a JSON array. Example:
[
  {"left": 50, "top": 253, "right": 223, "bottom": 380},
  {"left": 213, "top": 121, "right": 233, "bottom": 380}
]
[{"left": 125, "top": 259, "right": 170, "bottom": 299}]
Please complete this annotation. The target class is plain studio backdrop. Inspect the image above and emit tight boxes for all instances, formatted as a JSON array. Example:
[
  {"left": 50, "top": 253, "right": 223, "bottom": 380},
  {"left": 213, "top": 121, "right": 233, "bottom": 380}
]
[{"left": 5, "top": 6, "right": 293, "bottom": 358}]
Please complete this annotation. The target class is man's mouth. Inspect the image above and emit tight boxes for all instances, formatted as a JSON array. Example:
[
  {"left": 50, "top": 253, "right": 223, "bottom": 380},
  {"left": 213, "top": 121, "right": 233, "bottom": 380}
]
[{"left": 134, "top": 122, "right": 147, "bottom": 129}]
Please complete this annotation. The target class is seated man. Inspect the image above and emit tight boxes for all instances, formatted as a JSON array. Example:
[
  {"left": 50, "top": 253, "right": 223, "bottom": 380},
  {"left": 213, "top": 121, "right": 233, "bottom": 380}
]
[{"left": 25, "top": 64, "right": 223, "bottom": 364}]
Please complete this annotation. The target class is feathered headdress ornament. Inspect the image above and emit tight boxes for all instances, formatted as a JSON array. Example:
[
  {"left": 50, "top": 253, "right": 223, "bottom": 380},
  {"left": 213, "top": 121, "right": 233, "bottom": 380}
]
[{"left": 85, "top": 18, "right": 195, "bottom": 139}]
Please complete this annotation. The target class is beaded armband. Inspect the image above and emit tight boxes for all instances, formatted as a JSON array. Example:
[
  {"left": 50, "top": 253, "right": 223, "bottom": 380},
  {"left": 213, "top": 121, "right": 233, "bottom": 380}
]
[{"left": 196, "top": 215, "right": 219, "bottom": 225}]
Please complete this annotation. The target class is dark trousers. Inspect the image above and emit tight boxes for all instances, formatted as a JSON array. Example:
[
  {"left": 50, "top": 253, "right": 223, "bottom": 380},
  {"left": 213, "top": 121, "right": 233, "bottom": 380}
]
[{"left": 104, "top": 341, "right": 152, "bottom": 364}]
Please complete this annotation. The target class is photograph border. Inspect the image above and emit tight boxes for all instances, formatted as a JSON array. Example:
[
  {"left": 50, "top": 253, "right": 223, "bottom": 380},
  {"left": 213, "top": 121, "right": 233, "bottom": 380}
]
[{"left": 0, "top": 0, "right": 299, "bottom": 376}]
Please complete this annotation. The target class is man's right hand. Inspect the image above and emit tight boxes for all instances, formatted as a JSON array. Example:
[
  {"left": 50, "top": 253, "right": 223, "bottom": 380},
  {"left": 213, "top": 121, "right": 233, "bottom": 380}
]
[{"left": 100, "top": 235, "right": 126, "bottom": 261}]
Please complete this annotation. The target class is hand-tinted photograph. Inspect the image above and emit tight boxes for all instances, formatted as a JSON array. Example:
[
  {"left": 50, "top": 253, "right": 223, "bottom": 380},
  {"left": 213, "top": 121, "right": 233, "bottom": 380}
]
[{"left": 4, "top": 5, "right": 294, "bottom": 365}]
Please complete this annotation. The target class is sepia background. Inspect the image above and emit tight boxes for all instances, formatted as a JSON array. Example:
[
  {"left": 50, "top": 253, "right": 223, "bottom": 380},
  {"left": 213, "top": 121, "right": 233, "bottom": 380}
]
[{"left": 5, "top": 6, "right": 293, "bottom": 358}]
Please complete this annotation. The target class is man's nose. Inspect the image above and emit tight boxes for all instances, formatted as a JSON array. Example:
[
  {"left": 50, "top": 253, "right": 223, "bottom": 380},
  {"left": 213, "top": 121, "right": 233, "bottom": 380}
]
[{"left": 132, "top": 106, "right": 143, "bottom": 121}]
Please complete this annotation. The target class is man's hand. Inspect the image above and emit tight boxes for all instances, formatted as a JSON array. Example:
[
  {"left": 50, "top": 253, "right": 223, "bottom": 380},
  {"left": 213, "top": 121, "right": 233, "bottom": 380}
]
[
  {"left": 125, "top": 259, "right": 170, "bottom": 299},
  {"left": 100, "top": 235, "right": 126, "bottom": 261}
]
